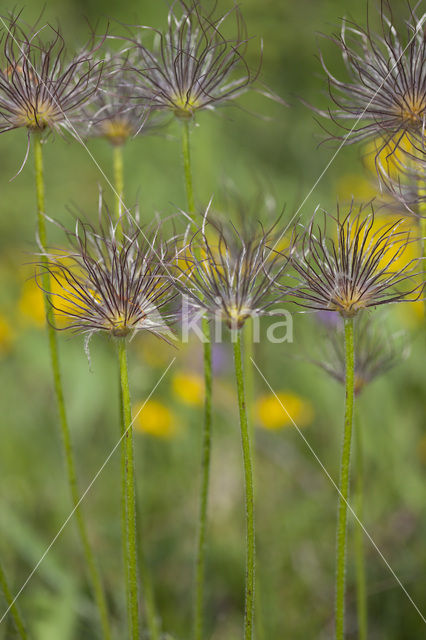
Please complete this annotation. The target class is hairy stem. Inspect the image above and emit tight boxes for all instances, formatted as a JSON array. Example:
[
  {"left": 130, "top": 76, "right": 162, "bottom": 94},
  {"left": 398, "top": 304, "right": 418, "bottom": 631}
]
[
  {"left": 118, "top": 339, "right": 139, "bottom": 640},
  {"left": 113, "top": 144, "right": 124, "bottom": 222},
  {"left": 244, "top": 318, "right": 255, "bottom": 435},
  {"left": 0, "top": 562, "right": 27, "bottom": 639},
  {"left": 33, "top": 135, "right": 111, "bottom": 640},
  {"left": 137, "top": 516, "right": 161, "bottom": 640},
  {"left": 335, "top": 317, "right": 355, "bottom": 640},
  {"left": 116, "top": 141, "right": 160, "bottom": 638},
  {"left": 233, "top": 331, "right": 256, "bottom": 640},
  {"left": 181, "top": 118, "right": 214, "bottom": 640},
  {"left": 194, "top": 318, "right": 213, "bottom": 640},
  {"left": 243, "top": 321, "right": 266, "bottom": 639},
  {"left": 119, "top": 378, "right": 130, "bottom": 622},
  {"left": 182, "top": 119, "right": 195, "bottom": 215},
  {"left": 354, "top": 410, "right": 367, "bottom": 640}
]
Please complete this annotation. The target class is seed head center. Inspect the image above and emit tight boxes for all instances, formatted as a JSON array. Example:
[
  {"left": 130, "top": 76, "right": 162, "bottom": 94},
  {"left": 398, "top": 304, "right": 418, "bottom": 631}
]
[{"left": 17, "top": 99, "right": 57, "bottom": 131}]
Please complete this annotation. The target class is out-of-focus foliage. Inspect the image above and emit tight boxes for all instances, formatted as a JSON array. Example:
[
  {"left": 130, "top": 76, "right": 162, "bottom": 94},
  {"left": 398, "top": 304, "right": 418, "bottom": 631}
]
[{"left": 0, "top": 1, "right": 424, "bottom": 639}]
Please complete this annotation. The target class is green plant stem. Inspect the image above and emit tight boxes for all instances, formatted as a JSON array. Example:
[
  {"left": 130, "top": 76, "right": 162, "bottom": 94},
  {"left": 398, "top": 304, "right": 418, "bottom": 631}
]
[
  {"left": 182, "top": 119, "right": 195, "bottom": 214},
  {"left": 118, "top": 339, "right": 140, "bottom": 640},
  {"left": 137, "top": 535, "right": 160, "bottom": 640},
  {"left": 244, "top": 318, "right": 255, "bottom": 436},
  {"left": 335, "top": 317, "right": 355, "bottom": 640},
  {"left": 233, "top": 331, "right": 255, "bottom": 640},
  {"left": 33, "top": 134, "right": 111, "bottom": 640},
  {"left": 114, "top": 141, "right": 129, "bottom": 622},
  {"left": 136, "top": 496, "right": 161, "bottom": 640},
  {"left": 119, "top": 377, "right": 130, "bottom": 622},
  {"left": 0, "top": 561, "right": 27, "bottom": 639},
  {"left": 113, "top": 144, "right": 124, "bottom": 222},
  {"left": 354, "top": 410, "right": 367, "bottom": 640},
  {"left": 243, "top": 321, "right": 266, "bottom": 640},
  {"left": 180, "top": 117, "right": 214, "bottom": 640},
  {"left": 255, "top": 577, "right": 267, "bottom": 640},
  {"left": 194, "top": 318, "right": 212, "bottom": 640}
]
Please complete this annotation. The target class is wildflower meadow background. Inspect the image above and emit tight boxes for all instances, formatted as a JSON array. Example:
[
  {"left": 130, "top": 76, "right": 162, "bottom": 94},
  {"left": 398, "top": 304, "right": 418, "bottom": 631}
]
[{"left": 0, "top": 1, "right": 425, "bottom": 639}]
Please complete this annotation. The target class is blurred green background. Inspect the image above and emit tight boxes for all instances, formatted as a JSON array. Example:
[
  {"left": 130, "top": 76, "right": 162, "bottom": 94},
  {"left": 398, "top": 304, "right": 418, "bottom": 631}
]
[{"left": 0, "top": 0, "right": 425, "bottom": 639}]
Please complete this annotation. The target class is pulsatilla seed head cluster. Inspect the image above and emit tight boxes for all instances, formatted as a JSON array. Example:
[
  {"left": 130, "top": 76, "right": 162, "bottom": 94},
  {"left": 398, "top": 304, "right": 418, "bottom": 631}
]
[
  {"left": 169, "top": 210, "right": 292, "bottom": 330},
  {"left": 83, "top": 51, "right": 166, "bottom": 146},
  {"left": 38, "top": 205, "right": 177, "bottom": 343},
  {"left": 126, "top": 0, "right": 259, "bottom": 120},
  {"left": 315, "top": 1, "right": 426, "bottom": 174},
  {"left": 311, "top": 314, "right": 407, "bottom": 396},
  {"left": 0, "top": 12, "right": 105, "bottom": 137},
  {"left": 285, "top": 204, "right": 424, "bottom": 317}
]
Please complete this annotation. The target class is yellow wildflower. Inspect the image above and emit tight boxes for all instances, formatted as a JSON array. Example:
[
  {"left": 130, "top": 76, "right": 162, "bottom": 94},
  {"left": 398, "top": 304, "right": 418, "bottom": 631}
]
[
  {"left": 256, "top": 391, "right": 313, "bottom": 430},
  {"left": 18, "top": 276, "right": 72, "bottom": 329},
  {"left": 133, "top": 399, "right": 176, "bottom": 439},
  {"left": 172, "top": 372, "right": 204, "bottom": 407},
  {"left": 337, "top": 174, "right": 376, "bottom": 202},
  {"left": 18, "top": 279, "right": 45, "bottom": 328},
  {"left": 363, "top": 136, "right": 414, "bottom": 181}
]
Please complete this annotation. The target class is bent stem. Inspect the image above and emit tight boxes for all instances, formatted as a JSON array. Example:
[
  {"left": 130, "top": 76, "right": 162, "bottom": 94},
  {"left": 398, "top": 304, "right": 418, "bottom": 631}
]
[
  {"left": 33, "top": 135, "right": 111, "bottom": 640},
  {"left": 118, "top": 339, "right": 140, "bottom": 640},
  {"left": 335, "top": 317, "right": 355, "bottom": 640},
  {"left": 354, "top": 410, "right": 367, "bottom": 640},
  {"left": 0, "top": 561, "right": 27, "bottom": 639},
  {"left": 194, "top": 317, "right": 213, "bottom": 640},
  {"left": 233, "top": 330, "right": 255, "bottom": 640}
]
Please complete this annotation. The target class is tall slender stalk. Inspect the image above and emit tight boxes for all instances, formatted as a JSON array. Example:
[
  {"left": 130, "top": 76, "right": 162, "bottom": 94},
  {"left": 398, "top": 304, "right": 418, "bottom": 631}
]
[
  {"left": 233, "top": 330, "right": 255, "bottom": 640},
  {"left": 113, "top": 144, "right": 124, "bottom": 221},
  {"left": 0, "top": 561, "right": 27, "bottom": 639},
  {"left": 118, "top": 339, "right": 140, "bottom": 640},
  {"left": 335, "top": 317, "right": 355, "bottom": 640},
  {"left": 136, "top": 500, "right": 161, "bottom": 640},
  {"left": 179, "top": 117, "right": 213, "bottom": 640},
  {"left": 354, "top": 410, "right": 367, "bottom": 640},
  {"left": 194, "top": 318, "right": 212, "bottom": 640},
  {"left": 112, "top": 143, "right": 160, "bottom": 639},
  {"left": 243, "top": 321, "right": 266, "bottom": 640},
  {"left": 182, "top": 120, "right": 195, "bottom": 214},
  {"left": 118, "top": 379, "right": 130, "bottom": 623},
  {"left": 113, "top": 142, "right": 130, "bottom": 621},
  {"left": 33, "top": 134, "right": 111, "bottom": 640},
  {"left": 244, "top": 318, "right": 255, "bottom": 434}
]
